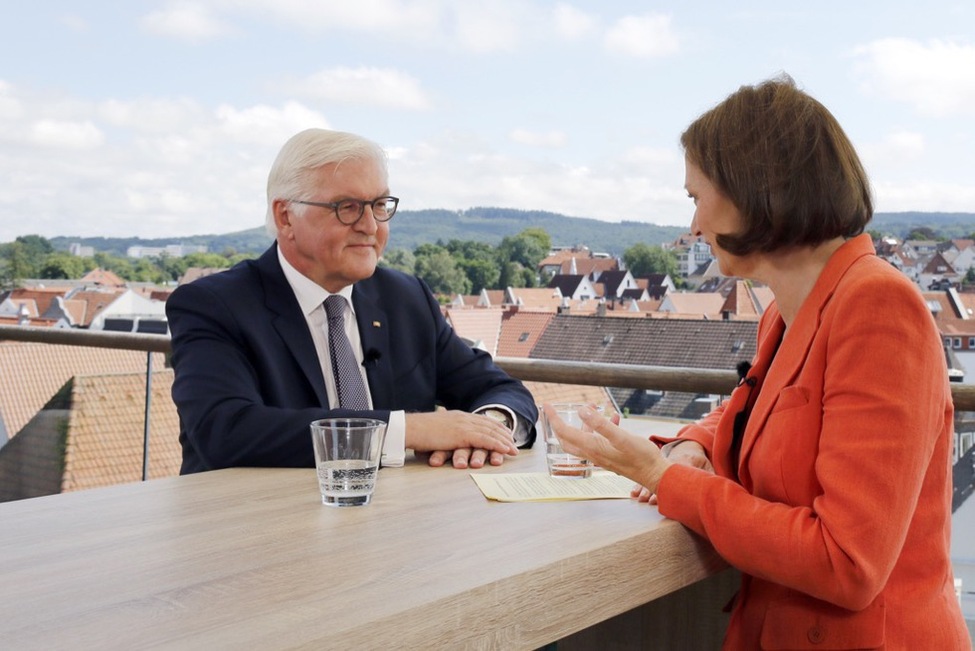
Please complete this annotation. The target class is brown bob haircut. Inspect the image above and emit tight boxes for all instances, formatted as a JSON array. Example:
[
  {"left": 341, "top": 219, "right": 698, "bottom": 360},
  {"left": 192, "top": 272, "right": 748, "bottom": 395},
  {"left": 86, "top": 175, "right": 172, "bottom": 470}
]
[{"left": 681, "top": 75, "right": 873, "bottom": 256}]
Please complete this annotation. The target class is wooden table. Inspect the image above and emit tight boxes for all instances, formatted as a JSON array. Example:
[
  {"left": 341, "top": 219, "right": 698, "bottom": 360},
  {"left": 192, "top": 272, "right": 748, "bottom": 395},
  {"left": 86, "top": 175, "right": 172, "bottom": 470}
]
[{"left": 0, "top": 445, "right": 733, "bottom": 650}]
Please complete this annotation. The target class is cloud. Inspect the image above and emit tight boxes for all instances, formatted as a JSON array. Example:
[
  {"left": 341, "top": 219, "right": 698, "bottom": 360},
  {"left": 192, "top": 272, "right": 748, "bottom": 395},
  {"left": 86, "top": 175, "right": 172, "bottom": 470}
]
[
  {"left": 277, "top": 66, "right": 432, "bottom": 110},
  {"left": 28, "top": 120, "right": 105, "bottom": 149},
  {"left": 141, "top": 1, "right": 234, "bottom": 42},
  {"left": 860, "top": 130, "right": 926, "bottom": 166},
  {"left": 873, "top": 179, "right": 975, "bottom": 213},
  {"left": 604, "top": 13, "right": 679, "bottom": 59},
  {"left": 853, "top": 38, "right": 975, "bottom": 117},
  {"left": 553, "top": 4, "right": 597, "bottom": 40},
  {"left": 509, "top": 128, "right": 568, "bottom": 148},
  {"left": 389, "top": 134, "right": 689, "bottom": 228},
  {"left": 214, "top": 101, "right": 330, "bottom": 145},
  {"left": 450, "top": 4, "right": 525, "bottom": 53}
]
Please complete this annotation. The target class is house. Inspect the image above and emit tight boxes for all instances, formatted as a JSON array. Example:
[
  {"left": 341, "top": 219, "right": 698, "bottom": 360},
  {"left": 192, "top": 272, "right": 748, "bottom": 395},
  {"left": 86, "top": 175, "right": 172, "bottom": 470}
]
[
  {"left": 528, "top": 314, "right": 758, "bottom": 420},
  {"left": 637, "top": 273, "right": 676, "bottom": 300},
  {"left": 919, "top": 252, "right": 959, "bottom": 291},
  {"left": 538, "top": 246, "right": 619, "bottom": 280},
  {"left": 593, "top": 270, "right": 645, "bottom": 303},
  {"left": 498, "top": 310, "right": 555, "bottom": 358},
  {"left": 445, "top": 307, "right": 504, "bottom": 355},
  {"left": 0, "top": 370, "right": 181, "bottom": 502},
  {"left": 0, "top": 341, "right": 169, "bottom": 443},
  {"left": 178, "top": 267, "right": 227, "bottom": 285},
  {"left": 657, "top": 292, "right": 727, "bottom": 319},
  {"left": 548, "top": 274, "right": 598, "bottom": 301}
]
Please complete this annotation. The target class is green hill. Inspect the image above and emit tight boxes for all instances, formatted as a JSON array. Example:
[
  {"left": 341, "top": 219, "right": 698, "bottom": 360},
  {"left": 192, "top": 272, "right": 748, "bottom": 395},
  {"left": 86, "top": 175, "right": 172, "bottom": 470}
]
[{"left": 46, "top": 208, "right": 975, "bottom": 257}]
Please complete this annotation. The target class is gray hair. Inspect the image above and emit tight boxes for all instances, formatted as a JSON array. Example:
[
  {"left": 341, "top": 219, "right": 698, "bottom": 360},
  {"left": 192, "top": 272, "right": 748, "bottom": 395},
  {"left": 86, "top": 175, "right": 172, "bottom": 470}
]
[{"left": 265, "top": 128, "right": 388, "bottom": 236}]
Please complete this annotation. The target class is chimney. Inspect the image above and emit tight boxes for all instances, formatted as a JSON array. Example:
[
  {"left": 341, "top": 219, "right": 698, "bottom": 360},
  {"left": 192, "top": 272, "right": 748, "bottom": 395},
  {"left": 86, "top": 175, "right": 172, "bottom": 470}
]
[{"left": 17, "top": 303, "right": 30, "bottom": 326}]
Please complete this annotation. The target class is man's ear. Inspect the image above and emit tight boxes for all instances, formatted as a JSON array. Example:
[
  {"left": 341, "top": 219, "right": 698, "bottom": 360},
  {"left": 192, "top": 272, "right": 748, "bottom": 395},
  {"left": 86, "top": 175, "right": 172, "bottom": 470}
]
[{"left": 272, "top": 199, "right": 292, "bottom": 237}]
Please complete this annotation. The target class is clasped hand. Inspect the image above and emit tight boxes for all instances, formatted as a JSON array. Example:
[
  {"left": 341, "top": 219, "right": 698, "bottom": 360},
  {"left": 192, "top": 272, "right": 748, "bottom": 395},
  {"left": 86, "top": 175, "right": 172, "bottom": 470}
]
[{"left": 405, "top": 410, "right": 519, "bottom": 469}]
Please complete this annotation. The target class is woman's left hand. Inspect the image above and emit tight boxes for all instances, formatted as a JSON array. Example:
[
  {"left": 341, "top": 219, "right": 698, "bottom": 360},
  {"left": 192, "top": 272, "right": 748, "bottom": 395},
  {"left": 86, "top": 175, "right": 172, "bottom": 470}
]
[{"left": 542, "top": 403, "right": 671, "bottom": 494}]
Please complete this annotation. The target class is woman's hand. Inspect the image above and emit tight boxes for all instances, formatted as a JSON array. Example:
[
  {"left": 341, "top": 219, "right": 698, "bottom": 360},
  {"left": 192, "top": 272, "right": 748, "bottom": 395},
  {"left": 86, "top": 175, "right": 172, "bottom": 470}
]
[
  {"left": 633, "top": 439, "right": 713, "bottom": 504},
  {"left": 542, "top": 403, "right": 671, "bottom": 495}
]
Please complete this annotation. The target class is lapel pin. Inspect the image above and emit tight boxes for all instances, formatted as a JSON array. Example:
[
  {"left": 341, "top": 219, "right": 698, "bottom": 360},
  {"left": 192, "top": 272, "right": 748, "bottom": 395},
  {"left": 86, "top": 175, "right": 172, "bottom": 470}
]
[{"left": 372, "top": 321, "right": 382, "bottom": 328}]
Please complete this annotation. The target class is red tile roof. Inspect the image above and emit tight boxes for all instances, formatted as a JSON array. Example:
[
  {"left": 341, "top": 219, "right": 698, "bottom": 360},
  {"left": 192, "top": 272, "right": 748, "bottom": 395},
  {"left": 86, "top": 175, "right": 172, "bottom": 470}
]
[
  {"left": 446, "top": 307, "right": 504, "bottom": 355},
  {"left": 0, "top": 341, "right": 167, "bottom": 437},
  {"left": 498, "top": 310, "right": 555, "bottom": 357}
]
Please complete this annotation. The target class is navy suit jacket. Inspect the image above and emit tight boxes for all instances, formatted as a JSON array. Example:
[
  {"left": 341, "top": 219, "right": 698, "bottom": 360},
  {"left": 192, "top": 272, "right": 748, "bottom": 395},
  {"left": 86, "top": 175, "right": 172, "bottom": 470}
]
[{"left": 167, "top": 244, "right": 538, "bottom": 474}]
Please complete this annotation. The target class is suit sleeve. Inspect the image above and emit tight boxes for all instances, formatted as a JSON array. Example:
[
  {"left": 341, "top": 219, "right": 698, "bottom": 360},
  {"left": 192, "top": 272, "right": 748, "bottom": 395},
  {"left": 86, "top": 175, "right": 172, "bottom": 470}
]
[
  {"left": 656, "top": 273, "right": 949, "bottom": 611},
  {"left": 413, "top": 277, "right": 539, "bottom": 447}
]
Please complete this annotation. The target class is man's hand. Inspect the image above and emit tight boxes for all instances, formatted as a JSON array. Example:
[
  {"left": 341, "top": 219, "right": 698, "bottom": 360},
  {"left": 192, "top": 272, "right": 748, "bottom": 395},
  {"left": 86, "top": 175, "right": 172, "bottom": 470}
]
[{"left": 405, "top": 410, "right": 518, "bottom": 469}]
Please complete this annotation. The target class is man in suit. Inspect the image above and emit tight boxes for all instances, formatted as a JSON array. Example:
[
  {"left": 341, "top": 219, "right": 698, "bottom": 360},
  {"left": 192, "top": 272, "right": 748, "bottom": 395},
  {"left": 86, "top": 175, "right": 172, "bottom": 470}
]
[{"left": 167, "top": 128, "right": 537, "bottom": 474}]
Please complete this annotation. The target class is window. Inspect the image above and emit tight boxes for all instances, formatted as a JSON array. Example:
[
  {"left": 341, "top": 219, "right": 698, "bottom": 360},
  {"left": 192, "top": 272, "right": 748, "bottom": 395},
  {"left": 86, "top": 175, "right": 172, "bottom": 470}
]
[
  {"left": 969, "top": 337, "right": 975, "bottom": 349},
  {"left": 954, "top": 337, "right": 962, "bottom": 349}
]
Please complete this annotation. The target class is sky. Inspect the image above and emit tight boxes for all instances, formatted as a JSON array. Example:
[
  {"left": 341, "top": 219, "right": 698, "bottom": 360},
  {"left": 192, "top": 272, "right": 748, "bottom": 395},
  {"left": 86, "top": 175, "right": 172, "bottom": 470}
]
[{"left": 1, "top": 1, "right": 974, "bottom": 244}]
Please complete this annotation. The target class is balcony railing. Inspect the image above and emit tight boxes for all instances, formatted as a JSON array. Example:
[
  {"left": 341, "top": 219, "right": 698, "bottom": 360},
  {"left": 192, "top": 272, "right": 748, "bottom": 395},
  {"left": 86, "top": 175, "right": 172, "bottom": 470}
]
[{"left": 3, "top": 323, "right": 975, "bottom": 494}]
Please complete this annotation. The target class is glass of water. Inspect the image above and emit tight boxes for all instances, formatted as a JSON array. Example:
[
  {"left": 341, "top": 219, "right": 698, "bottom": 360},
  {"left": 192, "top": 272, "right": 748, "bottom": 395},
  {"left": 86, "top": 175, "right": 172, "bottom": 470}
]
[
  {"left": 310, "top": 418, "right": 387, "bottom": 506},
  {"left": 541, "top": 403, "right": 604, "bottom": 478}
]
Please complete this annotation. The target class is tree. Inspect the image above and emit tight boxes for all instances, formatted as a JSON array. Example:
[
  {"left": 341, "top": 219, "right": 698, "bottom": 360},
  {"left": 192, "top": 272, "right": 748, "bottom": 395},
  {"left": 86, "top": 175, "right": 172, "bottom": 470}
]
[
  {"left": 445, "top": 239, "right": 500, "bottom": 293},
  {"left": 379, "top": 248, "right": 415, "bottom": 274},
  {"left": 623, "top": 243, "right": 679, "bottom": 278},
  {"left": 0, "top": 235, "right": 54, "bottom": 281},
  {"left": 906, "top": 227, "right": 939, "bottom": 241},
  {"left": 38, "top": 252, "right": 88, "bottom": 279},
  {"left": 495, "top": 229, "right": 550, "bottom": 289},
  {"left": 413, "top": 245, "right": 471, "bottom": 296}
]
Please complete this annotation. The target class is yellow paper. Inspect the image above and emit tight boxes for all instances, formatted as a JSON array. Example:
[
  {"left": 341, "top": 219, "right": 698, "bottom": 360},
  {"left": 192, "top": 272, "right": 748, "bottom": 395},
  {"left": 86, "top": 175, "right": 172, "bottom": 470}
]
[{"left": 470, "top": 471, "right": 634, "bottom": 502}]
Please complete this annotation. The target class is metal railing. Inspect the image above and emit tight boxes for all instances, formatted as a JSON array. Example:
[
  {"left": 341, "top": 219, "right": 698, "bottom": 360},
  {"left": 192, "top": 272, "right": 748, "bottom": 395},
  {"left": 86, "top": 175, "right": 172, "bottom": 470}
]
[{"left": 3, "top": 323, "right": 975, "bottom": 476}]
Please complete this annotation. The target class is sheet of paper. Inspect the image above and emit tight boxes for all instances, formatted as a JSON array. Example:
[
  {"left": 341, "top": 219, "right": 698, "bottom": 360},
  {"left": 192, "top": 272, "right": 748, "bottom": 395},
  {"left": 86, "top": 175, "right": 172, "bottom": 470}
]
[{"left": 470, "top": 471, "right": 635, "bottom": 502}]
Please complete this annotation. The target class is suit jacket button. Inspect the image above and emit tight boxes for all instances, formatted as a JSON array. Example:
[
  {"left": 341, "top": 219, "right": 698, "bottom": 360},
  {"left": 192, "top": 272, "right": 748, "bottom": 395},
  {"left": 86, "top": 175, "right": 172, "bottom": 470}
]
[{"left": 807, "top": 626, "right": 826, "bottom": 644}]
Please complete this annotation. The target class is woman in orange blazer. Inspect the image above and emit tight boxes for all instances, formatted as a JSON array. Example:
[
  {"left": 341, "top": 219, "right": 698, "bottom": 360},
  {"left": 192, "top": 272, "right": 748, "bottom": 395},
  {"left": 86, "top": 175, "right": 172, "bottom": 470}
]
[{"left": 547, "top": 76, "right": 970, "bottom": 650}]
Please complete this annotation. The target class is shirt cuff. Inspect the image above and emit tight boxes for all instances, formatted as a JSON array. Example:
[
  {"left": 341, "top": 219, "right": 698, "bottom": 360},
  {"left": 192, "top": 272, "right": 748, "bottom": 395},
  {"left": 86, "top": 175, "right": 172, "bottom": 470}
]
[
  {"left": 476, "top": 404, "right": 530, "bottom": 447},
  {"left": 380, "top": 410, "right": 406, "bottom": 467}
]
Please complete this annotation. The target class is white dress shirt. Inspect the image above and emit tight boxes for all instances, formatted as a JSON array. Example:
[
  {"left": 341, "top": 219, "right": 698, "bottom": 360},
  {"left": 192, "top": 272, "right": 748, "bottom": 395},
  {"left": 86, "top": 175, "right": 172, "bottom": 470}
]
[{"left": 277, "top": 248, "right": 407, "bottom": 466}]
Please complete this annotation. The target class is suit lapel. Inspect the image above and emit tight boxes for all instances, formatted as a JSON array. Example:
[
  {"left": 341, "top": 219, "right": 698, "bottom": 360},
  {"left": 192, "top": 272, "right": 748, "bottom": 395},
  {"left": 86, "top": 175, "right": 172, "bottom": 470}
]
[
  {"left": 351, "top": 279, "right": 392, "bottom": 406},
  {"left": 257, "top": 245, "right": 330, "bottom": 408},
  {"left": 735, "top": 235, "right": 876, "bottom": 485}
]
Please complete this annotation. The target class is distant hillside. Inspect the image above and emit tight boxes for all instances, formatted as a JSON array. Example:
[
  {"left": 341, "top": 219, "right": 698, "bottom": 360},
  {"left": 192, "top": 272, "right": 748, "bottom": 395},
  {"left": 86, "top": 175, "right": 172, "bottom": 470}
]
[{"left": 47, "top": 208, "right": 975, "bottom": 257}]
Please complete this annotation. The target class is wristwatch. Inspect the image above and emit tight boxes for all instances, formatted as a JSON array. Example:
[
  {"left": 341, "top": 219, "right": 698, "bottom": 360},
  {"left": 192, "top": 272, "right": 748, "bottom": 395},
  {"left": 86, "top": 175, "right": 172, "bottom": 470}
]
[{"left": 482, "top": 408, "right": 513, "bottom": 430}]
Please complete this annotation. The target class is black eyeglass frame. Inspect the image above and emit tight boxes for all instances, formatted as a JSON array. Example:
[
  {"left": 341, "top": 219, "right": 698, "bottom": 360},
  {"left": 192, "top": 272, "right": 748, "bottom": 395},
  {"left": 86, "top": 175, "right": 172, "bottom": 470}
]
[{"left": 290, "top": 196, "right": 399, "bottom": 225}]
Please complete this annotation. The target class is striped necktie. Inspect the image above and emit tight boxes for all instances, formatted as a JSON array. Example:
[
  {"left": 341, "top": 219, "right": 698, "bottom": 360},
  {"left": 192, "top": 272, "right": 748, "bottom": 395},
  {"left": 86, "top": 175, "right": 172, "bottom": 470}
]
[{"left": 323, "top": 295, "right": 369, "bottom": 410}]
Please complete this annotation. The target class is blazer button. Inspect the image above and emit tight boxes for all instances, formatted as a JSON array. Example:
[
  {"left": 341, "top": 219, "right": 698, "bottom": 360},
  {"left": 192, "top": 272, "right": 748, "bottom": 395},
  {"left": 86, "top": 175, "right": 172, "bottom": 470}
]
[{"left": 807, "top": 626, "right": 826, "bottom": 644}]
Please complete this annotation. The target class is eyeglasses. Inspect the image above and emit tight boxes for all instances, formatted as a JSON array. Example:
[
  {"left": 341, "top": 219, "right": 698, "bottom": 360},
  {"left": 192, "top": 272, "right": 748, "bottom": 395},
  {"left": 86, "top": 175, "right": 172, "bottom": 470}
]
[{"left": 290, "top": 196, "right": 399, "bottom": 225}]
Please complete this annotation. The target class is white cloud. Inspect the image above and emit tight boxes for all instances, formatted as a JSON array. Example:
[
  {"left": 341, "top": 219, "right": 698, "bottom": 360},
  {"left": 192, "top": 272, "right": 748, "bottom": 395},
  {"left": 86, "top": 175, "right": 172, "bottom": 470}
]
[
  {"left": 553, "top": 4, "right": 597, "bottom": 40},
  {"left": 389, "top": 133, "right": 689, "bottom": 228},
  {"left": 873, "top": 179, "right": 975, "bottom": 213},
  {"left": 853, "top": 38, "right": 975, "bottom": 117},
  {"left": 214, "top": 101, "right": 330, "bottom": 145},
  {"left": 449, "top": 4, "right": 524, "bottom": 53},
  {"left": 604, "top": 13, "right": 679, "bottom": 59},
  {"left": 509, "top": 128, "right": 568, "bottom": 148},
  {"left": 277, "top": 67, "right": 432, "bottom": 110},
  {"left": 226, "top": 0, "right": 435, "bottom": 33},
  {"left": 141, "top": 2, "right": 234, "bottom": 42},
  {"left": 860, "top": 130, "right": 926, "bottom": 168},
  {"left": 28, "top": 120, "right": 105, "bottom": 149},
  {"left": 98, "top": 97, "right": 206, "bottom": 133}
]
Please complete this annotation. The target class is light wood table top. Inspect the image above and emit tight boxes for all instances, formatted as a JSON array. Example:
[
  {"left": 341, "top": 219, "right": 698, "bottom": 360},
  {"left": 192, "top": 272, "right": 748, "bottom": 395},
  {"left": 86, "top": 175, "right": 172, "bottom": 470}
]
[{"left": 0, "top": 443, "right": 725, "bottom": 650}]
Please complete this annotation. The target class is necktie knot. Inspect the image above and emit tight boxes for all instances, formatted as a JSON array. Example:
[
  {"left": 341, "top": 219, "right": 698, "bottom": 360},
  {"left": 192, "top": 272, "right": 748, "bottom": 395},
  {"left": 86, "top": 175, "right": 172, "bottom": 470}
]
[{"left": 324, "top": 295, "right": 346, "bottom": 322}]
